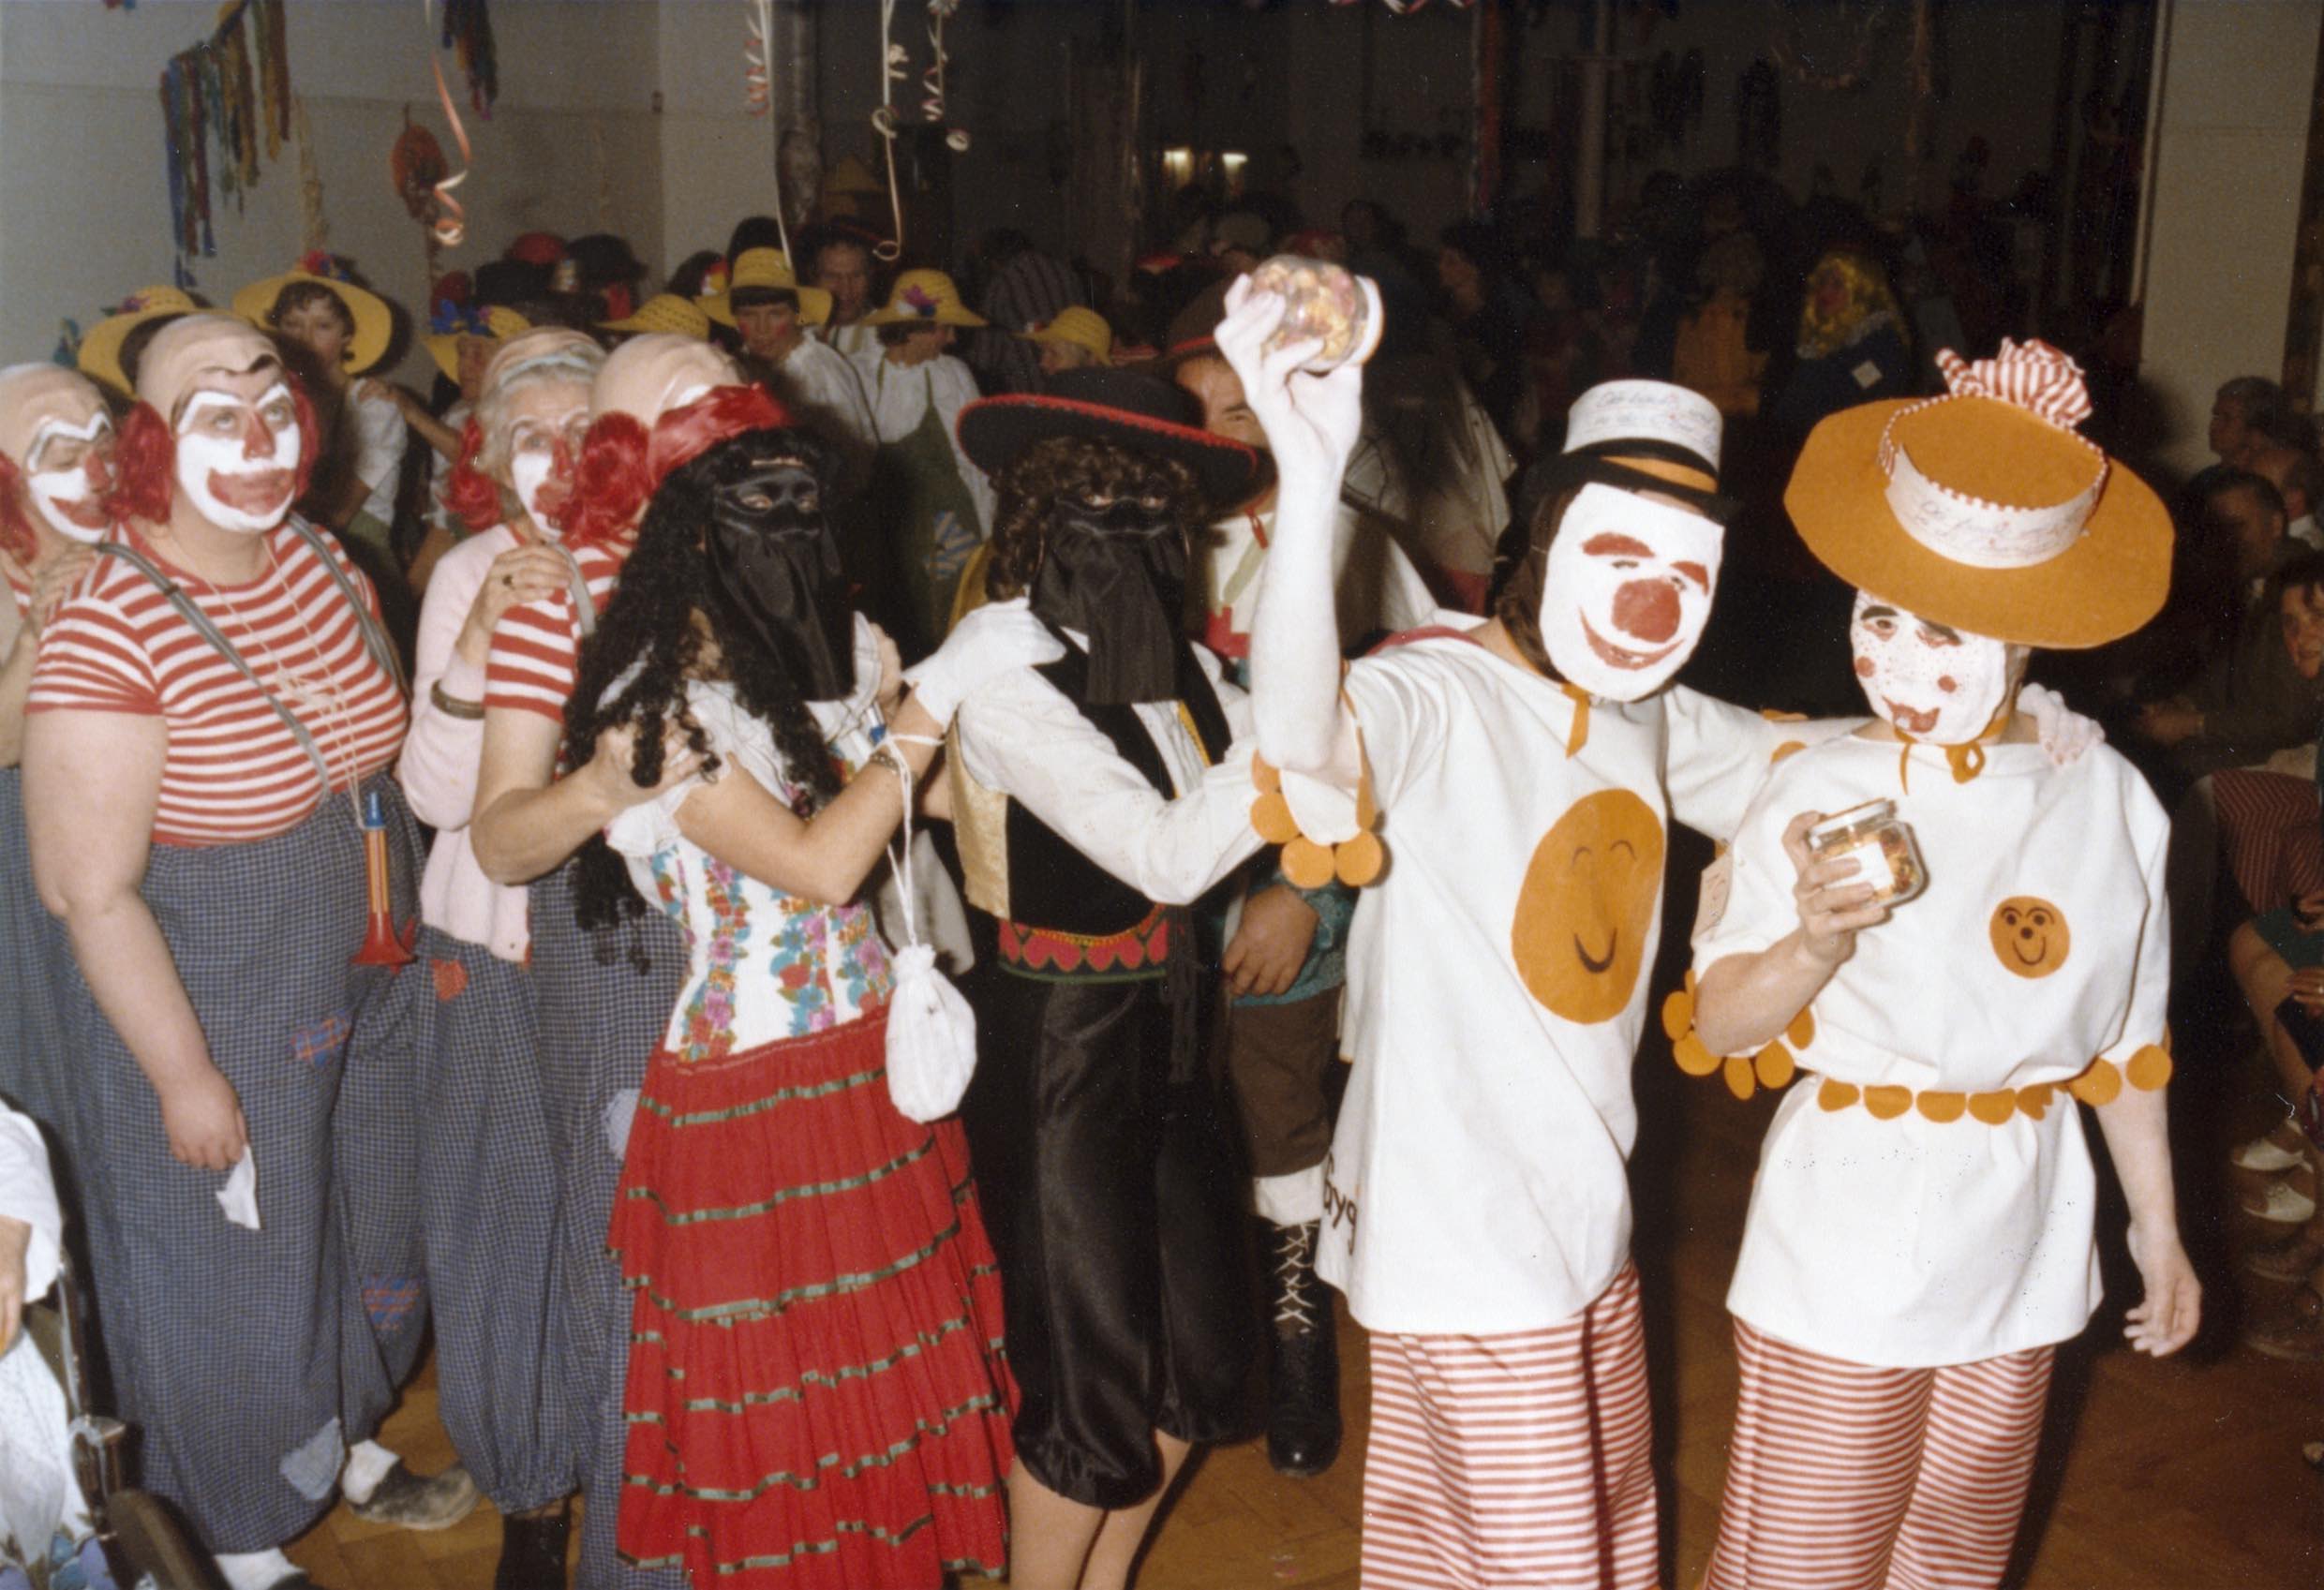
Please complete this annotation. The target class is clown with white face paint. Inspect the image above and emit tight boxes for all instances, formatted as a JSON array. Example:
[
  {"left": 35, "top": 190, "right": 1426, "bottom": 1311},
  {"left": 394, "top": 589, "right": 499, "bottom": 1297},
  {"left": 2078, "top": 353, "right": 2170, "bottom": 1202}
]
[
  {"left": 1848, "top": 589, "right": 2026, "bottom": 747},
  {"left": 1538, "top": 481, "right": 1724, "bottom": 700},
  {"left": 19, "top": 309, "right": 480, "bottom": 1573},
  {"left": 384, "top": 325, "right": 609, "bottom": 1568},
  {"left": 1224, "top": 260, "right": 1868, "bottom": 1582},
  {"left": 172, "top": 379, "right": 303, "bottom": 534},
  {"left": 1688, "top": 341, "right": 2197, "bottom": 1590},
  {"left": 0, "top": 364, "right": 117, "bottom": 1163}
]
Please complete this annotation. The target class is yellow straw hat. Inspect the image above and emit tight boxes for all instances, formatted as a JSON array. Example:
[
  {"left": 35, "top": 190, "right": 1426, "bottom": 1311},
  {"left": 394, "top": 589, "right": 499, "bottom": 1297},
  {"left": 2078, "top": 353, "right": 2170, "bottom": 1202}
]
[
  {"left": 423, "top": 305, "right": 531, "bottom": 386},
  {"left": 1019, "top": 306, "right": 1114, "bottom": 364},
  {"left": 702, "top": 248, "right": 834, "bottom": 329},
  {"left": 1785, "top": 339, "right": 2170, "bottom": 649},
  {"left": 864, "top": 270, "right": 988, "bottom": 329},
  {"left": 600, "top": 293, "right": 713, "bottom": 340},
  {"left": 232, "top": 263, "right": 395, "bottom": 374},
  {"left": 78, "top": 285, "right": 206, "bottom": 397}
]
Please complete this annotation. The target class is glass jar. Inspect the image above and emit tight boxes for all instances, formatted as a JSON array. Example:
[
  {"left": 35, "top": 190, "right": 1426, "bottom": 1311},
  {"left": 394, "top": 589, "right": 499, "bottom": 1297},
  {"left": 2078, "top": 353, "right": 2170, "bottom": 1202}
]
[
  {"left": 1249, "top": 254, "right": 1383, "bottom": 373},
  {"left": 1806, "top": 799, "right": 1926, "bottom": 904}
]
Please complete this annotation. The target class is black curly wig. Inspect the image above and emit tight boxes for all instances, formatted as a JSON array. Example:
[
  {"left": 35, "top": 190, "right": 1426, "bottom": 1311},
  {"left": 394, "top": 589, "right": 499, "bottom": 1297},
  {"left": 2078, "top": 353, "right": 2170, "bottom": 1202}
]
[
  {"left": 565, "top": 424, "right": 852, "bottom": 959},
  {"left": 983, "top": 435, "right": 1207, "bottom": 602}
]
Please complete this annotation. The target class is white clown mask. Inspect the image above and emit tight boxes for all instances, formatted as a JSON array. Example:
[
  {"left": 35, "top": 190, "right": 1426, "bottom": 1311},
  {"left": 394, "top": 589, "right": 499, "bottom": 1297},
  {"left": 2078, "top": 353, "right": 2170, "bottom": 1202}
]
[
  {"left": 1849, "top": 589, "right": 2027, "bottom": 745},
  {"left": 24, "top": 411, "right": 114, "bottom": 544},
  {"left": 1539, "top": 482, "right": 1723, "bottom": 701},
  {"left": 173, "top": 380, "right": 302, "bottom": 534}
]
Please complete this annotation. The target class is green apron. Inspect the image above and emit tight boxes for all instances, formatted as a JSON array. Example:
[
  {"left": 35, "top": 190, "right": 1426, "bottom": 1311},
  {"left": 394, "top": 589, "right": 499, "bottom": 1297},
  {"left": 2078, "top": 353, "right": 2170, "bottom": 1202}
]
[{"left": 873, "top": 367, "right": 985, "bottom": 656}]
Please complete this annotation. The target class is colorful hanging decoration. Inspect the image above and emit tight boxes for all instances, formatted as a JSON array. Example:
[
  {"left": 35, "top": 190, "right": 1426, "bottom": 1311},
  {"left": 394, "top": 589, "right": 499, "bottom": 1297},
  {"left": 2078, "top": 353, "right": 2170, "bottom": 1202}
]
[
  {"left": 866, "top": 0, "right": 975, "bottom": 260},
  {"left": 156, "top": 0, "right": 293, "bottom": 282},
  {"left": 440, "top": 0, "right": 498, "bottom": 118},
  {"left": 419, "top": 0, "right": 475, "bottom": 248},
  {"left": 924, "top": 0, "right": 968, "bottom": 155}
]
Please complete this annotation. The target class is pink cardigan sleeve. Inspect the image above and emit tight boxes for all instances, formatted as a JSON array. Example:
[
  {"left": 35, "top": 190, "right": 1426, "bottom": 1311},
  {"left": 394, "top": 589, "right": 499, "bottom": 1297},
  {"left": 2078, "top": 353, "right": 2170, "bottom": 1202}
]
[{"left": 396, "top": 529, "right": 501, "bottom": 830}]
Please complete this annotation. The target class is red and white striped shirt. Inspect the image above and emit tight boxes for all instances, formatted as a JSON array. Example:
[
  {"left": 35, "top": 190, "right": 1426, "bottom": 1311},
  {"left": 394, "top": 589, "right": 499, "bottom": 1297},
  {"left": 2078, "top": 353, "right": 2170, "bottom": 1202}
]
[
  {"left": 484, "top": 538, "right": 629, "bottom": 723},
  {"left": 28, "top": 524, "right": 408, "bottom": 847}
]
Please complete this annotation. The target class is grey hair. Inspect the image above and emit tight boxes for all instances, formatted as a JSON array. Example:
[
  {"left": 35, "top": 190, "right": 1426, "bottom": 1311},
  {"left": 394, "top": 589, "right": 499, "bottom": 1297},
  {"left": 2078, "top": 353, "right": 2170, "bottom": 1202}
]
[{"left": 472, "top": 344, "right": 606, "bottom": 491}]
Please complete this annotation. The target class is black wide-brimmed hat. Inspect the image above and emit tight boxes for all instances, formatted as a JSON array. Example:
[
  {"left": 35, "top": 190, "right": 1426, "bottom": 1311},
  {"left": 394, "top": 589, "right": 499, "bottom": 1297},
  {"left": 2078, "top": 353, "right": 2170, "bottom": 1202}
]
[{"left": 957, "top": 365, "right": 1259, "bottom": 507}]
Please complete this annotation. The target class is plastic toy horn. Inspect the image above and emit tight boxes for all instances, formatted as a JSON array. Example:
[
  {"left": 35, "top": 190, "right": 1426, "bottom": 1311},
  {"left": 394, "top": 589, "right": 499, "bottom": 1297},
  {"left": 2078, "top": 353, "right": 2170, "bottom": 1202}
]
[{"left": 352, "top": 786, "right": 417, "bottom": 968}]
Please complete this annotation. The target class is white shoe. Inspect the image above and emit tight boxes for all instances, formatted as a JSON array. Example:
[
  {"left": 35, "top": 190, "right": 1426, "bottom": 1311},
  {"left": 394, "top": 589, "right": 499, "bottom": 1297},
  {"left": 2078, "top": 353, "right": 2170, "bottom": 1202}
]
[
  {"left": 2244, "top": 1178, "right": 2319, "bottom": 1224},
  {"left": 2233, "top": 1120, "right": 2308, "bottom": 1173}
]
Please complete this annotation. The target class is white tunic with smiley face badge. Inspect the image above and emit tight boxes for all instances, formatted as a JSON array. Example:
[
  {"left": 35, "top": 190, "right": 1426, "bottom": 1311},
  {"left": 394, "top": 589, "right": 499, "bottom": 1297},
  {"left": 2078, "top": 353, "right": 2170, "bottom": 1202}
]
[
  {"left": 1691, "top": 733, "right": 2170, "bottom": 1366},
  {"left": 1317, "top": 614, "right": 1801, "bottom": 1336}
]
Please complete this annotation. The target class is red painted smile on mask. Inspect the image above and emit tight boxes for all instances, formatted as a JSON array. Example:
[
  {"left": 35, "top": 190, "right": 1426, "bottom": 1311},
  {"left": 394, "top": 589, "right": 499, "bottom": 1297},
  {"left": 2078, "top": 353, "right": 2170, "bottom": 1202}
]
[
  {"left": 1580, "top": 612, "right": 1683, "bottom": 671},
  {"left": 1884, "top": 699, "right": 1940, "bottom": 736},
  {"left": 208, "top": 468, "right": 295, "bottom": 513}
]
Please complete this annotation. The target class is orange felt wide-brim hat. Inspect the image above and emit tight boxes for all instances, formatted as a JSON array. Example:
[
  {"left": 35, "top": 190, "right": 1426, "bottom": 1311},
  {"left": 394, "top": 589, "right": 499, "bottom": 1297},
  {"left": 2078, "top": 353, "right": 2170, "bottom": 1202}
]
[{"left": 1785, "top": 341, "right": 2171, "bottom": 649}]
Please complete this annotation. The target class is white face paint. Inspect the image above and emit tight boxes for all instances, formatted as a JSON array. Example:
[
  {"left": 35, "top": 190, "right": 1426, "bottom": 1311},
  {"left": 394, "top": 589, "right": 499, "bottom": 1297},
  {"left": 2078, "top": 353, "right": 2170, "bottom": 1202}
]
[
  {"left": 173, "top": 382, "right": 301, "bottom": 534},
  {"left": 1848, "top": 589, "right": 2025, "bottom": 744},
  {"left": 24, "top": 411, "right": 113, "bottom": 543},
  {"left": 509, "top": 450, "right": 560, "bottom": 537},
  {"left": 1537, "top": 482, "right": 1723, "bottom": 701}
]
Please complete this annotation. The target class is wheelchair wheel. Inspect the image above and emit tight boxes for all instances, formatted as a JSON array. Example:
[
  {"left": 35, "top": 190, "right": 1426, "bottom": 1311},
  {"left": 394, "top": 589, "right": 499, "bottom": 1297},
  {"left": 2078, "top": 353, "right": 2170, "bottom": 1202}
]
[{"left": 104, "top": 1489, "right": 220, "bottom": 1590}]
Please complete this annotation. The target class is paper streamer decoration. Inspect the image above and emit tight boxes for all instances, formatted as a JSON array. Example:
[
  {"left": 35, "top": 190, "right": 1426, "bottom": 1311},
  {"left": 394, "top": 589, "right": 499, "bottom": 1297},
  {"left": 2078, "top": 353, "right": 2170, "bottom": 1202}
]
[
  {"left": 441, "top": 0, "right": 498, "bottom": 117},
  {"left": 157, "top": 0, "right": 294, "bottom": 277},
  {"left": 419, "top": 0, "right": 474, "bottom": 247},
  {"left": 872, "top": 0, "right": 910, "bottom": 261},
  {"left": 742, "top": 0, "right": 793, "bottom": 262}
]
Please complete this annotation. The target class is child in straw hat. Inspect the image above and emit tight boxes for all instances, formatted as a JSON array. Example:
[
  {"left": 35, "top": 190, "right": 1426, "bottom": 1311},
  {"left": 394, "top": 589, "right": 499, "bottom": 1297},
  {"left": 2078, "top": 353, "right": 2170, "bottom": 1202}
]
[{"left": 1687, "top": 340, "right": 2200, "bottom": 1588}]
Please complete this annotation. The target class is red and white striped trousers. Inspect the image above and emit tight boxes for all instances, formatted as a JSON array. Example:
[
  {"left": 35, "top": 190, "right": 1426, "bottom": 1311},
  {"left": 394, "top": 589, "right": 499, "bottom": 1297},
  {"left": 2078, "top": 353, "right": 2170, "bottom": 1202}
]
[
  {"left": 1704, "top": 1317, "right": 2055, "bottom": 1590},
  {"left": 1362, "top": 1263, "right": 1657, "bottom": 1590}
]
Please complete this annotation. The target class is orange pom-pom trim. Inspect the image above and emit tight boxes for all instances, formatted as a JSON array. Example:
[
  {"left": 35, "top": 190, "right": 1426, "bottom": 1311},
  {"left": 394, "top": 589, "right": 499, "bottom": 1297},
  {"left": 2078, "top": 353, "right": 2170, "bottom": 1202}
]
[
  {"left": 1280, "top": 836, "right": 1335, "bottom": 889},
  {"left": 1819, "top": 1078, "right": 1860, "bottom": 1111},
  {"left": 1247, "top": 740, "right": 1388, "bottom": 888},
  {"left": 1916, "top": 1090, "right": 1966, "bottom": 1124},
  {"left": 1661, "top": 989, "right": 1693, "bottom": 1043},
  {"left": 2065, "top": 1058, "right": 2123, "bottom": 1107},
  {"left": 1785, "top": 1007, "right": 1816, "bottom": 1049},
  {"left": 2124, "top": 1045, "right": 2173, "bottom": 1092},
  {"left": 1969, "top": 1091, "right": 2017, "bottom": 1125},
  {"left": 1722, "top": 1052, "right": 1757, "bottom": 1101},
  {"left": 1864, "top": 1085, "right": 1913, "bottom": 1120},
  {"left": 1673, "top": 1033, "right": 1721, "bottom": 1077},
  {"left": 1754, "top": 1042, "right": 1795, "bottom": 1090}
]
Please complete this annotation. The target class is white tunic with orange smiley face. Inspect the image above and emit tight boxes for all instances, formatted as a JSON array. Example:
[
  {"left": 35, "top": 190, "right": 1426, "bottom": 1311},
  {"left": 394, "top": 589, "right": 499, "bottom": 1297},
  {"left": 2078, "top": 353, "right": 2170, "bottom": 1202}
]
[
  {"left": 1691, "top": 732, "right": 2169, "bottom": 1366},
  {"left": 1318, "top": 615, "right": 1810, "bottom": 1336}
]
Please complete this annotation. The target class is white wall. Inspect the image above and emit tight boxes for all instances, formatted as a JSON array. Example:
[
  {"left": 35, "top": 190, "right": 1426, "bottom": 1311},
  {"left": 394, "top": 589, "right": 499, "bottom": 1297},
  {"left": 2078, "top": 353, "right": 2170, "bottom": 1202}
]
[
  {"left": 0, "top": 0, "right": 664, "bottom": 385},
  {"left": 2138, "top": 0, "right": 2321, "bottom": 472}
]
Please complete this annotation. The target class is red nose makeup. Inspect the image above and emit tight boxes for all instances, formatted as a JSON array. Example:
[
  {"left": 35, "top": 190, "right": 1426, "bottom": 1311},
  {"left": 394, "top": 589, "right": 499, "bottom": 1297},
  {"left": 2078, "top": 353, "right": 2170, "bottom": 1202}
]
[
  {"left": 241, "top": 409, "right": 277, "bottom": 460},
  {"left": 1612, "top": 578, "right": 1681, "bottom": 644}
]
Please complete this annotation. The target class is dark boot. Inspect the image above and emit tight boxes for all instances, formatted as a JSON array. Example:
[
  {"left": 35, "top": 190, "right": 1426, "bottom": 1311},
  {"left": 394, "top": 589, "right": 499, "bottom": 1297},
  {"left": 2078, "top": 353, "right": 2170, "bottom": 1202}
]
[
  {"left": 493, "top": 1502, "right": 573, "bottom": 1590},
  {"left": 1264, "top": 1218, "right": 1342, "bottom": 1478}
]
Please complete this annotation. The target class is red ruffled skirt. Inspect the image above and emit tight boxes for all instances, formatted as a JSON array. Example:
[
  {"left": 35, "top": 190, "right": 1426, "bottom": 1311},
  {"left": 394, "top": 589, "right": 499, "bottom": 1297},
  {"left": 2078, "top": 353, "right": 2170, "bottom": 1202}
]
[{"left": 608, "top": 1007, "right": 1016, "bottom": 1586}]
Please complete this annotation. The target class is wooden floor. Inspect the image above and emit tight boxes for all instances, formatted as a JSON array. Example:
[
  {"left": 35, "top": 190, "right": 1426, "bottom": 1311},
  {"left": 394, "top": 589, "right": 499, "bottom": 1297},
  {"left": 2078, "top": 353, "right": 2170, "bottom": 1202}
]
[{"left": 284, "top": 993, "right": 2324, "bottom": 1589}]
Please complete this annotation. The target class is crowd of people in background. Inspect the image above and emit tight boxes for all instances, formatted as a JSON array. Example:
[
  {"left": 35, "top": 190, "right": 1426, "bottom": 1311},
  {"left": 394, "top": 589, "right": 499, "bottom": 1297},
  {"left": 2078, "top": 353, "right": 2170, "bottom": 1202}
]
[{"left": 0, "top": 148, "right": 2316, "bottom": 1590}]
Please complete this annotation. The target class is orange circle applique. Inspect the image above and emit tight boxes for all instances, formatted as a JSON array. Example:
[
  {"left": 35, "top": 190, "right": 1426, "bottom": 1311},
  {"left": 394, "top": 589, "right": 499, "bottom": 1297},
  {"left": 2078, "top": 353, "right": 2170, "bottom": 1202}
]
[
  {"left": 1916, "top": 1090, "right": 1967, "bottom": 1123},
  {"left": 1770, "top": 739, "right": 1807, "bottom": 765},
  {"left": 1721, "top": 1052, "right": 1757, "bottom": 1101},
  {"left": 2065, "top": 1059, "right": 2123, "bottom": 1106},
  {"left": 1864, "top": 1085, "right": 1913, "bottom": 1120},
  {"left": 1673, "top": 1033, "right": 1721, "bottom": 1077},
  {"left": 1335, "top": 830, "right": 1385, "bottom": 887},
  {"left": 1281, "top": 836, "right": 1335, "bottom": 889},
  {"left": 1251, "top": 750, "right": 1281, "bottom": 795},
  {"left": 2018, "top": 1082, "right": 2054, "bottom": 1120},
  {"left": 1785, "top": 1006, "right": 1816, "bottom": 1049},
  {"left": 1969, "top": 1090, "right": 2018, "bottom": 1124},
  {"left": 2125, "top": 1045, "right": 2173, "bottom": 1092},
  {"left": 432, "top": 957, "right": 468, "bottom": 1003},
  {"left": 1754, "top": 1042, "right": 1796, "bottom": 1089},
  {"left": 1661, "top": 989, "right": 1693, "bottom": 1043},
  {"left": 1511, "top": 789, "right": 1666, "bottom": 1026},
  {"left": 1250, "top": 791, "right": 1299, "bottom": 845},
  {"left": 1818, "top": 1078, "right": 1860, "bottom": 1111},
  {"left": 1989, "top": 897, "right": 2071, "bottom": 979}
]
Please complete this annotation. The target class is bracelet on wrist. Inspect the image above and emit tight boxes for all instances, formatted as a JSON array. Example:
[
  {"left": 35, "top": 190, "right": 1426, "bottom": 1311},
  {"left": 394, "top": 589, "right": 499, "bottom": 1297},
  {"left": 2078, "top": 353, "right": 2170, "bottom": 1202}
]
[{"left": 430, "top": 679, "right": 486, "bottom": 721}]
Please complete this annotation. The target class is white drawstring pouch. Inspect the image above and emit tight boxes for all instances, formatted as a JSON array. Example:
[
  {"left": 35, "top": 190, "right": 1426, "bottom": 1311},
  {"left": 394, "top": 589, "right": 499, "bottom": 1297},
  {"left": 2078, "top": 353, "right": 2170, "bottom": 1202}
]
[{"left": 880, "top": 743, "right": 978, "bottom": 1122}]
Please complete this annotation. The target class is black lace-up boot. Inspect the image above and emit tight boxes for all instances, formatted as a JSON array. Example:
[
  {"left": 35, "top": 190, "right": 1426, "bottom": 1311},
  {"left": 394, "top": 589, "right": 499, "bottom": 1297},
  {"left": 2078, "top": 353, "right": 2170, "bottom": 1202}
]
[{"left": 1265, "top": 1218, "right": 1342, "bottom": 1477}]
